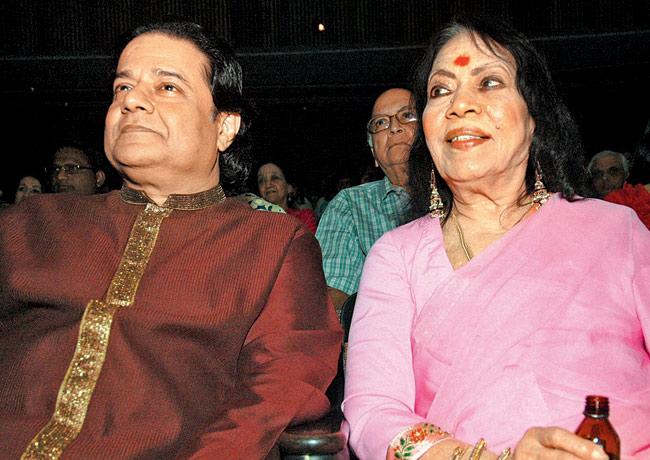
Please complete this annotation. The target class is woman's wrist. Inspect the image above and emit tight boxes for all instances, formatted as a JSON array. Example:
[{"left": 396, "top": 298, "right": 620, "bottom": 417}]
[{"left": 387, "top": 422, "right": 451, "bottom": 459}]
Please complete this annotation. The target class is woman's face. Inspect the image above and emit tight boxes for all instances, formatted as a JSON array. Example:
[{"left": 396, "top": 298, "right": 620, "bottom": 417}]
[
  {"left": 15, "top": 176, "right": 42, "bottom": 204},
  {"left": 422, "top": 32, "right": 535, "bottom": 189},
  {"left": 257, "top": 163, "right": 290, "bottom": 209}
]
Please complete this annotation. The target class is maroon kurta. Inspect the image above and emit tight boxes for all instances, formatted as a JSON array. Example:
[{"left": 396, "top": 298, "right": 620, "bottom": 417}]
[{"left": 0, "top": 188, "right": 342, "bottom": 459}]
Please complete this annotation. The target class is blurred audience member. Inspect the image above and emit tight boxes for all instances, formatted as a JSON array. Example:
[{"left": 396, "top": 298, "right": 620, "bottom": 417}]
[
  {"left": 605, "top": 128, "right": 650, "bottom": 229},
  {"left": 628, "top": 117, "right": 650, "bottom": 184},
  {"left": 316, "top": 88, "right": 414, "bottom": 311},
  {"left": 14, "top": 176, "right": 42, "bottom": 204},
  {"left": 360, "top": 162, "right": 384, "bottom": 184},
  {"left": 257, "top": 162, "right": 317, "bottom": 232},
  {"left": 0, "top": 189, "right": 9, "bottom": 210},
  {"left": 310, "top": 174, "right": 336, "bottom": 219},
  {"left": 335, "top": 174, "right": 354, "bottom": 192},
  {"left": 219, "top": 153, "right": 285, "bottom": 213},
  {"left": 235, "top": 192, "right": 285, "bottom": 213},
  {"left": 291, "top": 182, "right": 314, "bottom": 210},
  {"left": 587, "top": 150, "right": 629, "bottom": 198},
  {"left": 48, "top": 146, "right": 106, "bottom": 195}
]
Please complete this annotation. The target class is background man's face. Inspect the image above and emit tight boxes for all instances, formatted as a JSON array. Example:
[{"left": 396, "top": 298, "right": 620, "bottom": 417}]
[
  {"left": 370, "top": 89, "right": 416, "bottom": 181},
  {"left": 591, "top": 154, "right": 626, "bottom": 197},
  {"left": 51, "top": 148, "right": 99, "bottom": 195}
]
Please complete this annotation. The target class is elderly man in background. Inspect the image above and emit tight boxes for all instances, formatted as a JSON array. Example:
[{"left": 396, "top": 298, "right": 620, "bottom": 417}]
[
  {"left": 589, "top": 150, "right": 650, "bottom": 229},
  {"left": 316, "top": 88, "right": 415, "bottom": 311},
  {"left": 48, "top": 145, "right": 107, "bottom": 194},
  {"left": 0, "top": 21, "right": 341, "bottom": 459},
  {"left": 587, "top": 149, "right": 630, "bottom": 198}
]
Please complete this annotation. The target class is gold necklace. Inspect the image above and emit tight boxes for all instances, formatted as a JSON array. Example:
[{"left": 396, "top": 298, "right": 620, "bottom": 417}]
[
  {"left": 452, "top": 201, "right": 539, "bottom": 262},
  {"left": 452, "top": 212, "right": 474, "bottom": 262}
]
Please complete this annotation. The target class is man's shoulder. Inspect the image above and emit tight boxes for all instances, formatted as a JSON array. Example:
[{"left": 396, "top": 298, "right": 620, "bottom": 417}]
[
  {"left": 1, "top": 191, "right": 116, "bottom": 219},
  {"left": 327, "top": 179, "right": 386, "bottom": 207},
  {"left": 222, "top": 198, "right": 309, "bottom": 239}
]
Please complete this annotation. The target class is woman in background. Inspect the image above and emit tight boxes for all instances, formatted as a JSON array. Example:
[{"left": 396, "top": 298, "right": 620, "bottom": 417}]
[
  {"left": 14, "top": 175, "right": 42, "bottom": 204},
  {"left": 257, "top": 162, "right": 318, "bottom": 232}
]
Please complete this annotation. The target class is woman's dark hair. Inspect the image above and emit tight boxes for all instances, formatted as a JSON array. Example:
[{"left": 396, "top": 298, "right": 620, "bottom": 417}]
[
  {"left": 116, "top": 21, "right": 253, "bottom": 191},
  {"left": 409, "top": 16, "right": 588, "bottom": 219}
]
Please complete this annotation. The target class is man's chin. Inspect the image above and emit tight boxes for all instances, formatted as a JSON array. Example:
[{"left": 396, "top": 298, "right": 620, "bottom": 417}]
[{"left": 54, "top": 186, "right": 76, "bottom": 194}]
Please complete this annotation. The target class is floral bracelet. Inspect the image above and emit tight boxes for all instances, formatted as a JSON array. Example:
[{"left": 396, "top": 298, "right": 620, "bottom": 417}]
[{"left": 388, "top": 422, "right": 451, "bottom": 459}]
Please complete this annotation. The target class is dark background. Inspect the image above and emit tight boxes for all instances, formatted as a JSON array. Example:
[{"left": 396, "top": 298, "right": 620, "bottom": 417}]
[{"left": 1, "top": 0, "right": 649, "bottom": 199}]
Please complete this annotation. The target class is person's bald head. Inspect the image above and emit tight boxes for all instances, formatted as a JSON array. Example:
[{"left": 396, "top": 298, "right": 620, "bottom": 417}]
[{"left": 588, "top": 150, "right": 629, "bottom": 197}]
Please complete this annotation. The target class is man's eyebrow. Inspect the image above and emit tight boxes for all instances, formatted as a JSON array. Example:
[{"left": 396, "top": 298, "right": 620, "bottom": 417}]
[
  {"left": 114, "top": 69, "right": 132, "bottom": 80},
  {"left": 113, "top": 68, "right": 190, "bottom": 85},
  {"left": 154, "top": 68, "right": 190, "bottom": 84},
  {"left": 373, "top": 105, "right": 412, "bottom": 117}
]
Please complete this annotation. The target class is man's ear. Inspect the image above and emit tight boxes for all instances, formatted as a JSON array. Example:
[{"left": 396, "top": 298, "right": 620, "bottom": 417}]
[
  {"left": 216, "top": 113, "right": 242, "bottom": 152},
  {"left": 95, "top": 170, "right": 106, "bottom": 189}
]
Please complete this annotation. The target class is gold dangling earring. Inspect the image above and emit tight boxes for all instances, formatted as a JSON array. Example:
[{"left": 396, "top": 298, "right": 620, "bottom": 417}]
[
  {"left": 532, "top": 162, "right": 550, "bottom": 206},
  {"left": 429, "top": 169, "right": 445, "bottom": 219}
]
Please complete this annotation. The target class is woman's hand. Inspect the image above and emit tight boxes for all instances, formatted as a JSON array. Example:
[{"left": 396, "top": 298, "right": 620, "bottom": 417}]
[{"left": 513, "top": 427, "right": 608, "bottom": 460}]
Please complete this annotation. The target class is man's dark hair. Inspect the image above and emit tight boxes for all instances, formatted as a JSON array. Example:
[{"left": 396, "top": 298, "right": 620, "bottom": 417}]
[
  {"left": 408, "top": 16, "right": 588, "bottom": 219},
  {"left": 116, "top": 21, "right": 253, "bottom": 191}
]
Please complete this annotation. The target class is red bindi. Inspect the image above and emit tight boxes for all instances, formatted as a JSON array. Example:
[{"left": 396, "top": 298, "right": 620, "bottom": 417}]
[{"left": 454, "top": 55, "right": 470, "bottom": 66}]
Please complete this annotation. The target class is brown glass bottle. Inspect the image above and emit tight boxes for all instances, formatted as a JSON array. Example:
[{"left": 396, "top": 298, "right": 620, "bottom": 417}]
[{"left": 575, "top": 395, "right": 620, "bottom": 460}]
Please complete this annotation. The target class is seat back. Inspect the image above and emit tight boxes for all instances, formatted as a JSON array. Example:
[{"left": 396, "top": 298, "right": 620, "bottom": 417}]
[
  {"left": 326, "top": 292, "right": 356, "bottom": 410},
  {"left": 278, "top": 293, "right": 357, "bottom": 459}
]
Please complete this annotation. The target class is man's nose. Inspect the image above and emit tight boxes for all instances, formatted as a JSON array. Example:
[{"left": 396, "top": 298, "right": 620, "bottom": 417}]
[
  {"left": 53, "top": 168, "right": 69, "bottom": 180},
  {"left": 121, "top": 86, "right": 154, "bottom": 113},
  {"left": 388, "top": 116, "right": 404, "bottom": 134}
]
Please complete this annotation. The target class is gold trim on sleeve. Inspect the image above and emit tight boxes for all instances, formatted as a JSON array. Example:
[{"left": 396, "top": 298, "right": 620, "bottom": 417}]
[{"left": 21, "top": 203, "right": 172, "bottom": 459}]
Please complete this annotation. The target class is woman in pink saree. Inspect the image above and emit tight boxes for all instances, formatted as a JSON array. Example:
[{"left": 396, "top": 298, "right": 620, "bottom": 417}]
[{"left": 343, "top": 16, "right": 650, "bottom": 460}]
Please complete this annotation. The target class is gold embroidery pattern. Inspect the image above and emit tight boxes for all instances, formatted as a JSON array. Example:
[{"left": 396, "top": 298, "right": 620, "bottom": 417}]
[
  {"left": 22, "top": 204, "right": 171, "bottom": 459},
  {"left": 120, "top": 184, "right": 226, "bottom": 210},
  {"left": 106, "top": 205, "right": 172, "bottom": 306}
]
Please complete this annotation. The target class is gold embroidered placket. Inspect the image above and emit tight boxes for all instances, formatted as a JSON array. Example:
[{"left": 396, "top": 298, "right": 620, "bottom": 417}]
[{"left": 21, "top": 203, "right": 172, "bottom": 459}]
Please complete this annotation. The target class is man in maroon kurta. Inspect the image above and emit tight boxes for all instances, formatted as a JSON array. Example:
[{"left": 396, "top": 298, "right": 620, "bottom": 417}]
[{"left": 0, "top": 21, "right": 341, "bottom": 459}]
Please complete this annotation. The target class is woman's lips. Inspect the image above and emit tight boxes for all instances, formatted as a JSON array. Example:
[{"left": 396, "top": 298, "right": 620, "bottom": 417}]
[{"left": 445, "top": 128, "right": 490, "bottom": 150}]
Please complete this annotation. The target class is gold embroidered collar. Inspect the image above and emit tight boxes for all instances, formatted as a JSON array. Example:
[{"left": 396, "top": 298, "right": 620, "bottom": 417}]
[{"left": 120, "top": 184, "right": 226, "bottom": 210}]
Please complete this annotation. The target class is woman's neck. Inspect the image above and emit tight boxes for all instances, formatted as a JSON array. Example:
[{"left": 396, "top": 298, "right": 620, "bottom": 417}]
[{"left": 450, "top": 191, "right": 531, "bottom": 232}]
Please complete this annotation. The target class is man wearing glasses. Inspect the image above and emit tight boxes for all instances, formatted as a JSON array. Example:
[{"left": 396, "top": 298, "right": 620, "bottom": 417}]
[
  {"left": 589, "top": 149, "right": 650, "bottom": 229},
  {"left": 316, "top": 88, "right": 416, "bottom": 312},
  {"left": 49, "top": 145, "right": 106, "bottom": 195},
  {"left": 587, "top": 149, "right": 630, "bottom": 199}
]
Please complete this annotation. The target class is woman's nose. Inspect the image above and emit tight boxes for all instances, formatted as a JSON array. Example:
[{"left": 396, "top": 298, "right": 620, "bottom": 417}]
[{"left": 446, "top": 85, "right": 481, "bottom": 118}]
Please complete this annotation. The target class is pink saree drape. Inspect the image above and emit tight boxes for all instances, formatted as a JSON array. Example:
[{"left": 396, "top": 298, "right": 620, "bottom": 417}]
[{"left": 343, "top": 195, "right": 650, "bottom": 459}]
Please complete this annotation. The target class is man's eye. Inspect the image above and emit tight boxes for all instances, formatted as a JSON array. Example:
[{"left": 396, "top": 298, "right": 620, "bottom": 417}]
[
  {"left": 114, "top": 84, "right": 131, "bottom": 93},
  {"left": 373, "top": 118, "right": 388, "bottom": 128},
  {"left": 398, "top": 110, "right": 417, "bottom": 122},
  {"left": 161, "top": 84, "right": 177, "bottom": 92}
]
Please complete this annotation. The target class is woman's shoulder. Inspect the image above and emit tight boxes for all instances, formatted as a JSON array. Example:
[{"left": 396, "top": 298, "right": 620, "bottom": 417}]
[
  {"left": 551, "top": 195, "right": 649, "bottom": 245},
  {"left": 372, "top": 214, "right": 440, "bottom": 254},
  {"left": 555, "top": 195, "right": 640, "bottom": 223}
]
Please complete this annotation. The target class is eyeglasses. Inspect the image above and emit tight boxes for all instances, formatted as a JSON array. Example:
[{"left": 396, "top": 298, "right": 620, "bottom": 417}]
[
  {"left": 47, "top": 164, "right": 93, "bottom": 176},
  {"left": 589, "top": 166, "right": 625, "bottom": 180},
  {"left": 367, "top": 108, "right": 418, "bottom": 134}
]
